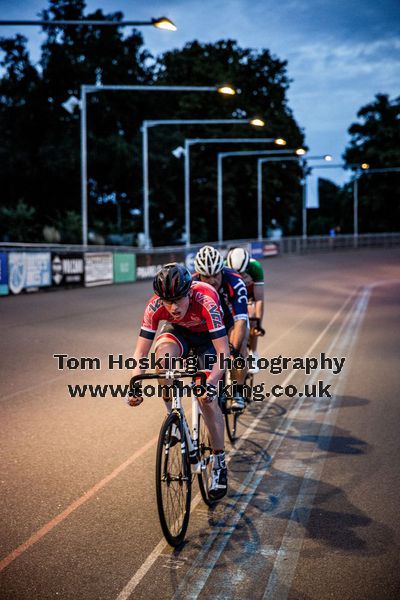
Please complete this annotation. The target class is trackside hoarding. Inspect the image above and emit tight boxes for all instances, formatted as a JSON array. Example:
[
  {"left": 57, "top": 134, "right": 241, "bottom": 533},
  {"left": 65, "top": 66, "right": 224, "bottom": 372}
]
[
  {"left": 52, "top": 253, "right": 84, "bottom": 287},
  {"left": 0, "top": 252, "right": 9, "bottom": 295},
  {"left": 8, "top": 252, "right": 51, "bottom": 294},
  {"left": 84, "top": 253, "right": 113, "bottom": 287},
  {"left": 113, "top": 253, "right": 136, "bottom": 283},
  {"left": 136, "top": 251, "right": 186, "bottom": 280}
]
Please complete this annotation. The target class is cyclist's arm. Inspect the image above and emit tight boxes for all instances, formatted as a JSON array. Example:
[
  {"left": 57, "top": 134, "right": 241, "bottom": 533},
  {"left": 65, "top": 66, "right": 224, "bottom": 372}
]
[
  {"left": 228, "top": 274, "right": 248, "bottom": 352},
  {"left": 229, "top": 318, "right": 248, "bottom": 354},
  {"left": 208, "top": 335, "right": 230, "bottom": 387},
  {"left": 131, "top": 335, "right": 153, "bottom": 378}
]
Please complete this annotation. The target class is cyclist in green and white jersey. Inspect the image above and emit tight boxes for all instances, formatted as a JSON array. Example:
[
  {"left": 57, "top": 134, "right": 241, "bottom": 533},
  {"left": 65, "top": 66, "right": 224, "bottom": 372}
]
[{"left": 226, "top": 248, "right": 265, "bottom": 369}]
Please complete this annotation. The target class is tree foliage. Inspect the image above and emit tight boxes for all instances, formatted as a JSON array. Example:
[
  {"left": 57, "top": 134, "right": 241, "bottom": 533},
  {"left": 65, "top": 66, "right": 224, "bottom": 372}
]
[
  {"left": 0, "top": 0, "right": 310, "bottom": 244},
  {"left": 343, "top": 94, "right": 400, "bottom": 233}
]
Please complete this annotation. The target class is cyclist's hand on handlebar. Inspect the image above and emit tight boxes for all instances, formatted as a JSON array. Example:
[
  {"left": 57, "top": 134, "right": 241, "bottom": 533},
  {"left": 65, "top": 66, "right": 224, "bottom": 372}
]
[
  {"left": 198, "top": 383, "right": 218, "bottom": 404},
  {"left": 126, "top": 383, "right": 143, "bottom": 407},
  {"left": 251, "top": 319, "right": 265, "bottom": 336},
  {"left": 229, "top": 343, "right": 242, "bottom": 359},
  {"left": 254, "top": 326, "right": 265, "bottom": 337}
]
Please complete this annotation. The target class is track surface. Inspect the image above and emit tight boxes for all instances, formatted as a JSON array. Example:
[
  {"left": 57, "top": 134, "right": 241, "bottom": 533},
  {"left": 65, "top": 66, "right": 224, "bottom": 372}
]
[{"left": 1, "top": 248, "right": 399, "bottom": 599}]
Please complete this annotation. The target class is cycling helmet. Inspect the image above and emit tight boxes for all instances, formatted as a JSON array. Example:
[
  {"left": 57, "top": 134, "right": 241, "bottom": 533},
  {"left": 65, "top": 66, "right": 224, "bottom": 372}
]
[
  {"left": 194, "top": 245, "right": 224, "bottom": 276},
  {"left": 226, "top": 247, "right": 250, "bottom": 273},
  {"left": 153, "top": 263, "right": 192, "bottom": 300}
]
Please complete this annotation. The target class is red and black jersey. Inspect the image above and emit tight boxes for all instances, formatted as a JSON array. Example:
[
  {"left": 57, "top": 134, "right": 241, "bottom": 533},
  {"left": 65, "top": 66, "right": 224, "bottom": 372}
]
[{"left": 140, "top": 281, "right": 226, "bottom": 341}]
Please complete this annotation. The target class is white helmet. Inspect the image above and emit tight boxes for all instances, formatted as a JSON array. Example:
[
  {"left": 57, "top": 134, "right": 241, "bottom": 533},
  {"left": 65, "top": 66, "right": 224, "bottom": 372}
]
[
  {"left": 226, "top": 247, "right": 250, "bottom": 273},
  {"left": 194, "top": 245, "right": 224, "bottom": 276}
]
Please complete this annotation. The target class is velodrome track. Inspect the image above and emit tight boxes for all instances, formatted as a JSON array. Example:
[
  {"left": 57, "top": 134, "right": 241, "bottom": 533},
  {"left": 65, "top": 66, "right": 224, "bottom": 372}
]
[{"left": 1, "top": 248, "right": 400, "bottom": 599}]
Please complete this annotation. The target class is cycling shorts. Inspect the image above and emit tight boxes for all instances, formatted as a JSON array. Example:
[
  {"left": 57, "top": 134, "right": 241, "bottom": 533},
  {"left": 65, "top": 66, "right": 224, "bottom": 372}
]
[{"left": 154, "top": 323, "right": 216, "bottom": 370}]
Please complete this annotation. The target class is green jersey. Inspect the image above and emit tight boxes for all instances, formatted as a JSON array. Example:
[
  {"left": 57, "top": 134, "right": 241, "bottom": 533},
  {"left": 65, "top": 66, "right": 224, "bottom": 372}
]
[{"left": 242, "top": 258, "right": 264, "bottom": 300}]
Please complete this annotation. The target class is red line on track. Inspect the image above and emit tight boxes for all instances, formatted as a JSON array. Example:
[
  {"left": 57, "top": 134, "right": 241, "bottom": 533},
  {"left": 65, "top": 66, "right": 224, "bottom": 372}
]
[{"left": 0, "top": 434, "right": 158, "bottom": 573}]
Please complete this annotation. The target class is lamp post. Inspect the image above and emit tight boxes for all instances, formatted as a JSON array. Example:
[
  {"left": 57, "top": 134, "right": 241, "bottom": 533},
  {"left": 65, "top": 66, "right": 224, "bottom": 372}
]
[
  {"left": 353, "top": 165, "right": 400, "bottom": 243},
  {"left": 64, "top": 83, "right": 235, "bottom": 245},
  {"left": 302, "top": 163, "right": 357, "bottom": 240},
  {"left": 183, "top": 138, "right": 285, "bottom": 245},
  {"left": 297, "top": 163, "right": 400, "bottom": 242},
  {"left": 0, "top": 17, "right": 178, "bottom": 29},
  {"left": 257, "top": 155, "right": 331, "bottom": 240},
  {"left": 216, "top": 147, "right": 294, "bottom": 242},
  {"left": 142, "top": 118, "right": 264, "bottom": 247}
]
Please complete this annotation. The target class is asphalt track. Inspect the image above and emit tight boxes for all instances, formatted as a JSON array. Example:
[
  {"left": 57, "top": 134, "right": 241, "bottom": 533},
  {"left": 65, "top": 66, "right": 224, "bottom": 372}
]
[{"left": 1, "top": 248, "right": 399, "bottom": 600}]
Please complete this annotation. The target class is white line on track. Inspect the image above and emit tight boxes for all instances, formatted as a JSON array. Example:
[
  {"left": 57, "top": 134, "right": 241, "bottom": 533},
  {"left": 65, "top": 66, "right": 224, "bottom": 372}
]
[
  {"left": 170, "top": 288, "right": 368, "bottom": 599},
  {"left": 261, "top": 282, "right": 385, "bottom": 599},
  {"left": 115, "top": 288, "right": 357, "bottom": 599}
]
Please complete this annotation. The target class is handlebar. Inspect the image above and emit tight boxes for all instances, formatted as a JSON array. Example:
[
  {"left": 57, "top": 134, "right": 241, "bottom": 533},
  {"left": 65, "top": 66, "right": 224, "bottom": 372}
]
[{"left": 130, "top": 370, "right": 207, "bottom": 390}]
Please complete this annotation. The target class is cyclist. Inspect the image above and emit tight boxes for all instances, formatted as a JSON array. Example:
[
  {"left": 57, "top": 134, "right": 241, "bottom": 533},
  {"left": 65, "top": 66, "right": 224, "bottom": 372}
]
[
  {"left": 127, "top": 263, "right": 230, "bottom": 501},
  {"left": 193, "top": 245, "right": 249, "bottom": 410},
  {"left": 226, "top": 247, "right": 265, "bottom": 369}
]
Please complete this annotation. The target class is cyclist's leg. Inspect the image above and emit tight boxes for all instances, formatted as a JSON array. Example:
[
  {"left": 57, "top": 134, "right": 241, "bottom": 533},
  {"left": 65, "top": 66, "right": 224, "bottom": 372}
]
[
  {"left": 192, "top": 341, "right": 225, "bottom": 452},
  {"left": 154, "top": 324, "right": 188, "bottom": 409},
  {"left": 228, "top": 319, "right": 250, "bottom": 405},
  {"left": 196, "top": 343, "right": 227, "bottom": 501},
  {"left": 248, "top": 301, "right": 258, "bottom": 352}
]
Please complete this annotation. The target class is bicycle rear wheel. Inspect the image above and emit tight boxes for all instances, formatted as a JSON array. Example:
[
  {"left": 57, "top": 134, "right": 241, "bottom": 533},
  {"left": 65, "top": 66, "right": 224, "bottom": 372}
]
[
  {"left": 156, "top": 412, "right": 192, "bottom": 547},
  {"left": 197, "top": 413, "right": 214, "bottom": 506},
  {"left": 225, "top": 405, "right": 239, "bottom": 443},
  {"left": 245, "top": 372, "right": 254, "bottom": 401},
  {"left": 222, "top": 371, "right": 240, "bottom": 443}
]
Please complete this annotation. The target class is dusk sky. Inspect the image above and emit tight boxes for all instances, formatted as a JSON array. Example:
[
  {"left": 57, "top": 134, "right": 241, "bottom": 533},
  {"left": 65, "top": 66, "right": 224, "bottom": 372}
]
[{"left": 0, "top": 0, "right": 399, "bottom": 186}]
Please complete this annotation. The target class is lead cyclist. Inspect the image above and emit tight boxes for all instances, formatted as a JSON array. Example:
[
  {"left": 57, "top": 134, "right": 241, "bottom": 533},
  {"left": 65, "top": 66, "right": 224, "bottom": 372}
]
[{"left": 126, "top": 263, "right": 230, "bottom": 501}]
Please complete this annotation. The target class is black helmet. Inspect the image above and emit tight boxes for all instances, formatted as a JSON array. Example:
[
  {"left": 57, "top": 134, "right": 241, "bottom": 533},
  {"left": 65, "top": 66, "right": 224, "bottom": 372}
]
[{"left": 153, "top": 263, "right": 192, "bottom": 300}]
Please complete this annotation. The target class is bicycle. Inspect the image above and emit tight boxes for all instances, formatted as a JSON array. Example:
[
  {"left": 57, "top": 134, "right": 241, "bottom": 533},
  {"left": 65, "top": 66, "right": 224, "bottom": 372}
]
[
  {"left": 222, "top": 317, "right": 265, "bottom": 443},
  {"left": 130, "top": 370, "right": 215, "bottom": 547},
  {"left": 221, "top": 367, "right": 254, "bottom": 443}
]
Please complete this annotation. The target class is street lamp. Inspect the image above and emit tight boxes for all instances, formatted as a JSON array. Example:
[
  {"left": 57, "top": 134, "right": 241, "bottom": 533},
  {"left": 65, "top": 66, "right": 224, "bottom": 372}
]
[
  {"left": 298, "top": 162, "right": 400, "bottom": 242},
  {"left": 0, "top": 17, "right": 178, "bottom": 29},
  {"left": 257, "top": 155, "right": 332, "bottom": 241},
  {"left": 216, "top": 147, "right": 296, "bottom": 242},
  {"left": 142, "top": 117, "right": 265, "bottom": 247},
  {"left": 352, "top": 164, "right": 400, "bottom": 242},
  {"left": 152, "top": 17, "right": 177, "bottom": 30},
  {"left": 183, "top": 138, "right": 286, "bottom": 245},
  {"left": 62, "top": 83, "right": 236, "bottom": 245}
]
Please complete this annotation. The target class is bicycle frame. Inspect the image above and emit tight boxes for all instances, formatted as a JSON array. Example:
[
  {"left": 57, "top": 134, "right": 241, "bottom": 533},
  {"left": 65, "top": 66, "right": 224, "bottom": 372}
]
[{"left": 130, "top": 370, "right": 207, "bottom": 469}]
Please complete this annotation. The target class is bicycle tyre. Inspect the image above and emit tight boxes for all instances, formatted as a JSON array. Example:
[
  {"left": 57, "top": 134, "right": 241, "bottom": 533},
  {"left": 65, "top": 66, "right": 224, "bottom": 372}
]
[
  {"left": 222, "top": 370, "right": 240, "bottom": 444},
  {"left": 197, "top": 413, "right": 215, "bottom": 506},
  {"left": 245, "top": 372, "right": 254, "bottom": 401},
  {"left": 155, "top": 412, "right": 192, "bottom": 547},
  {"left": 225, "top": 407, "right": 239, "bottom": 443}
]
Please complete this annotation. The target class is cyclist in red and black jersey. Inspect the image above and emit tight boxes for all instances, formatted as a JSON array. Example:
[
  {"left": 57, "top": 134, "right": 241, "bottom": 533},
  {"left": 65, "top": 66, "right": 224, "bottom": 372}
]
[
  {"left": 127, "top": 263, "right": 230, "bottom": 501},
  {"left": 193, "top": 245, "right": 249, "bottom": 410}
]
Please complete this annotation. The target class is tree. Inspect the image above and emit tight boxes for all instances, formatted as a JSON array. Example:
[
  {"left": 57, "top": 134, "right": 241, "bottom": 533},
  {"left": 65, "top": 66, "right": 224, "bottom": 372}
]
[
  {"left": 343, "top": 94, "right": 400, "bottom": 232},
  {"left": 0, "top": 3, "right": 306, "bottom": 244},
  {"left": 0, "top": 200, "right": 38, "bottom": 241},
  {"left": 152, "top": 40, "right": 305, "bottom": 241}
]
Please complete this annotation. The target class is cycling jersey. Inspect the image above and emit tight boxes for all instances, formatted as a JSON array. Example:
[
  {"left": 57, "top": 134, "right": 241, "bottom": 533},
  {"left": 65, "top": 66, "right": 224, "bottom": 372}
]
[
  {"left": 241, "top": 258, "right": 264, "bottom": 300},
  {"left": 193, "top": 267, "right": 248, "bottom": 329},
  {"left": 140, "top": 280, "right": 226, "bottom": 341}
]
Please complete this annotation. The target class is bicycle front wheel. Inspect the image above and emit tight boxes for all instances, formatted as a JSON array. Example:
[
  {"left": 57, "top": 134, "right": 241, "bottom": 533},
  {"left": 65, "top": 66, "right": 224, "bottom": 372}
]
[{"left": 156, "top": 412, "right": 192, "bottom": 547}]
